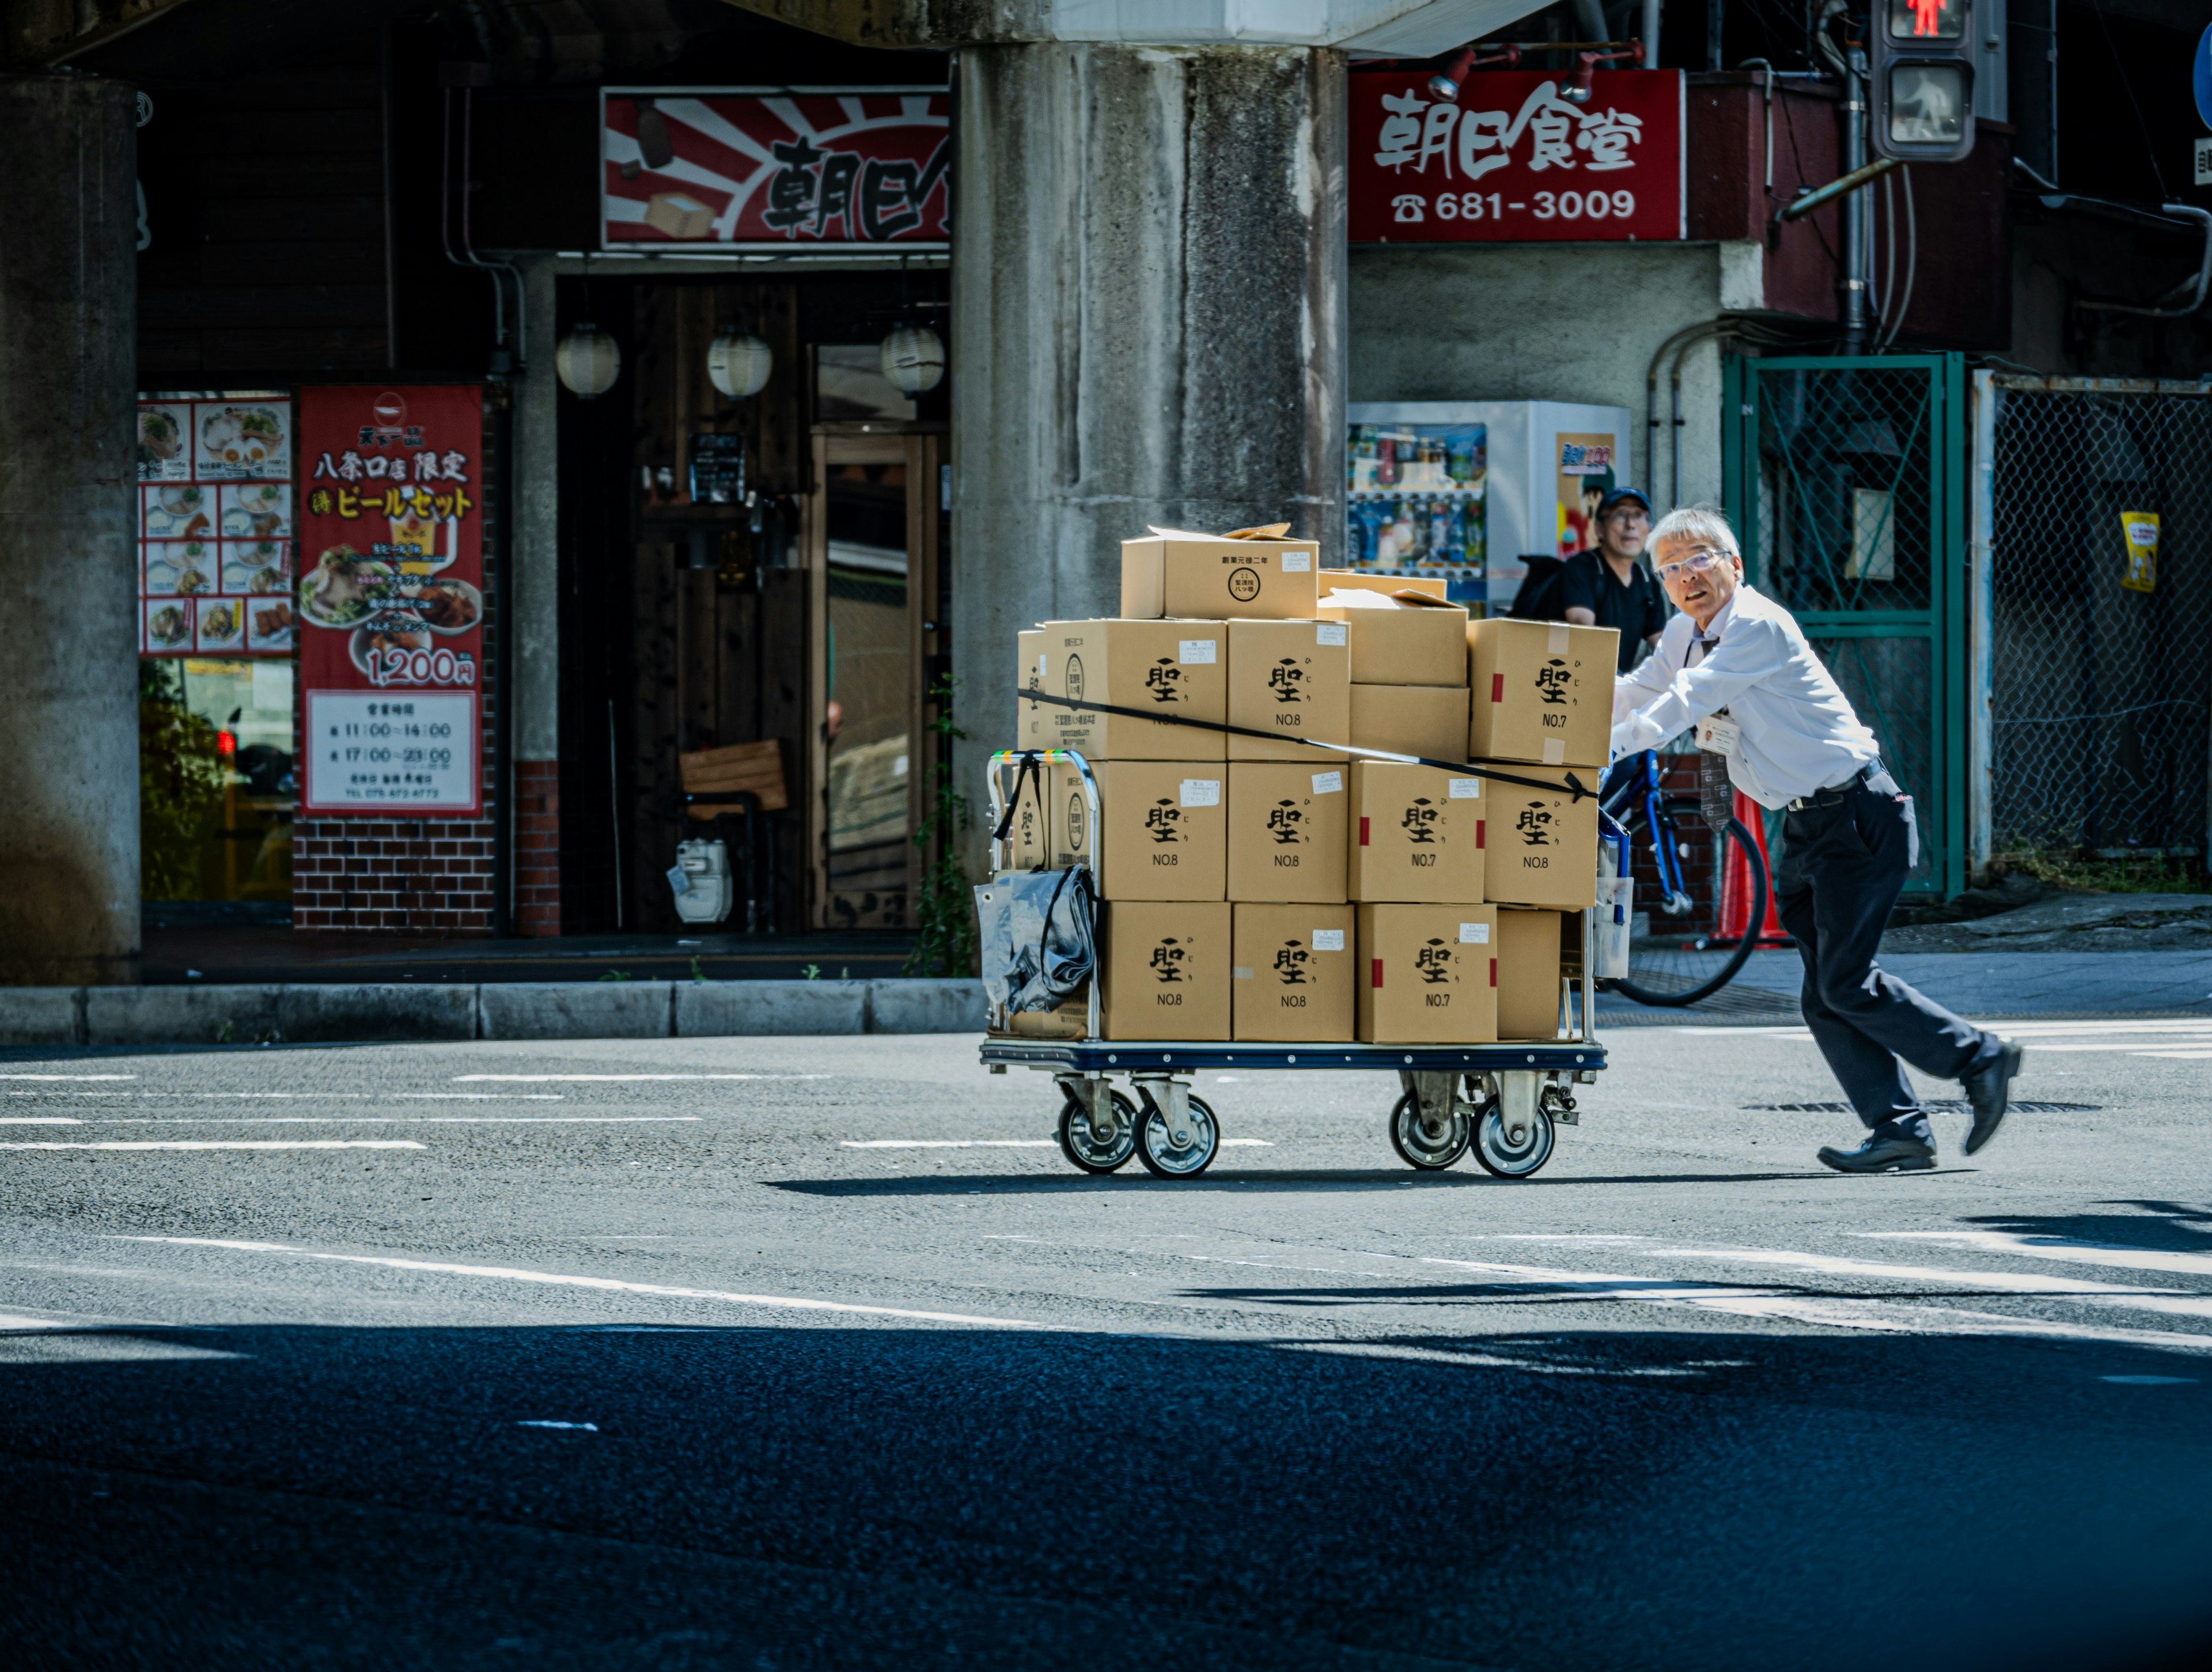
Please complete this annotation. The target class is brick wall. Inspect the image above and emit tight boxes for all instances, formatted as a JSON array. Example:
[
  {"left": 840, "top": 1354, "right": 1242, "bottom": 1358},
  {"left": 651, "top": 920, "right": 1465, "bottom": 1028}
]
[
  {"left": 514, "top": 757, "right": 560, "bottom": 936},
  {"left": 292, "top": 386, "right": 505, "bottom": 936}
]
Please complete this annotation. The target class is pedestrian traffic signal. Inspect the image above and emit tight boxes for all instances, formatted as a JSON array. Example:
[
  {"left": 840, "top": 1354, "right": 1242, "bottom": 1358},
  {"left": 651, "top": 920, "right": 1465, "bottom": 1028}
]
[{"left": 1870, "top": 0, "right": 1978, "bottom": 164}]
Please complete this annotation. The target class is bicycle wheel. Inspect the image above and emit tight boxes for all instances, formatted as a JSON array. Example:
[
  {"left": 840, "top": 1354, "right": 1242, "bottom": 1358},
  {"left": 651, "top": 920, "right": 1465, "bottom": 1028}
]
[{"left": 1608, "top": 799, "right": 1772, "bottom": 1007}]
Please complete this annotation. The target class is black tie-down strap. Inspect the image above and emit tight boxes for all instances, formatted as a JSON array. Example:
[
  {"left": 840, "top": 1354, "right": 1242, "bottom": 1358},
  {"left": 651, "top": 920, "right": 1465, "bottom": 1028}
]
[{"left": 1017, "top": 689, "right": 1594, "bottom": 801}]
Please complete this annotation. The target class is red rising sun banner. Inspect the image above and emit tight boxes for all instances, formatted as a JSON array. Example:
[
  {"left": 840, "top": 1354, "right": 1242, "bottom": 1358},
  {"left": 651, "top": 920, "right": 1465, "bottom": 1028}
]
[{"left": 601, "top": 88, "right": 950, "bottom": 249}]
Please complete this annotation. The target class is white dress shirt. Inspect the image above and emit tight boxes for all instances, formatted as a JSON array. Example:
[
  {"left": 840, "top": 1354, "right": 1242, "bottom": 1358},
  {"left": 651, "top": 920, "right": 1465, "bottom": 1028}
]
[{"left": 1610, "top": 583, "right": 1881, "bottom": 810}]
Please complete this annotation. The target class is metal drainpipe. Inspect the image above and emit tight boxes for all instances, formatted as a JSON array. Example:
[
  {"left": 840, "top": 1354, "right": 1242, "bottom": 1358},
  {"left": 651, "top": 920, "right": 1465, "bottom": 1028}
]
[{"left": 1842, "top": 46, "right": 1869, "bottom": 352}]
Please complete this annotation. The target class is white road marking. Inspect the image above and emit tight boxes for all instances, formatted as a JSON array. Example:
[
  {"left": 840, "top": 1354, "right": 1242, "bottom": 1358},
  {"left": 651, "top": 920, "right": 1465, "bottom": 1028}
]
[
  {"left": 1650, "top": 1245, "right": 2212, "bottom": 1324},
  {"left": 842, "top": 1138, "right": 1273, "bottom": 1149},
  {"left": 0, "top": 1119, "right": 80, "bottom": 1125},
  {"left": 844, "top": 1140, "right": 1056, "bottom": 1149},
  {"left": 81, "top": 1117, "right": 698, "bottom": 1126},
  {"left": 517, "top": 1420, "right": 599, "bottom": 1431},
  {"left": 1410, "top": 1254, "right": 2212, "bottom": 1354},
  {"left": 2, "top": 1141, "right": 427, "bottom": 1152},
  {"left": 7, "top": 1091, "right": 564, "bottom": 1101},
  {"left": 2102, "top": 1375, "right": 2196, "bottom": 1386},
  {"left": 1868, "top": 1229, "right": 2212, "bottom": 1280},
  {"left": 1674, "top": 1018, "right": 2212, "bottom": 1042},
  {"left": 453, "top": 1074, "right": 828, "bottom": 1083},
  {"left": 0, "top": 1074, "right": 135, "bottom": 1080},
  {"left": 119, "top": 1237, "right": 1074, "bottom": 1331}
]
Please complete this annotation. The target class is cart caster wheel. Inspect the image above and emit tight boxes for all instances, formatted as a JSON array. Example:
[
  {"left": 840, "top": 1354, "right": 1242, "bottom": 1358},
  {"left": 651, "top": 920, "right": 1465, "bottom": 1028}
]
[
  {"left": 1058, "top": 1089, "right": 1139, "bottom": 1174},
  {"left": 1388, "top": 1091, "right": 1469, "bottom": 1170},
  {"left": 1472, "top": 1097, "right": 1555, "bottom": 1179},
  {"left": 1134, "top": 1091, "right": 1219, "bottom": 1178}
]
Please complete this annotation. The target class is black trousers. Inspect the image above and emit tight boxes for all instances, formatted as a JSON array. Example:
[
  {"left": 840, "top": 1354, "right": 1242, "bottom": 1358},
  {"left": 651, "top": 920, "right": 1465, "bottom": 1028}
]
[{"left": 1774, "top": 786, "right": 1995, "bottom": 1129}]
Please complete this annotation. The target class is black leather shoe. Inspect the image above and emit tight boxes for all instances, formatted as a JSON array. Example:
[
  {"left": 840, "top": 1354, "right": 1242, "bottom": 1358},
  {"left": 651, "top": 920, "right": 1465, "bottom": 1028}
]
[
  {"left": 1817, "top": 1131, "right": 1937, "bottom": 1174},
  {"left": 1962, "top": 1038, "right": 2025, "bottom": 1157}
]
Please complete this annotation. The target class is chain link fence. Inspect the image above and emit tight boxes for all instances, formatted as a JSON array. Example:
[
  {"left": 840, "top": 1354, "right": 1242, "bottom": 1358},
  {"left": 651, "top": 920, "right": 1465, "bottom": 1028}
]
[
  {"left": 1749, "top": 359, "right": 1950, "bottom": 890},
  {"left": 1987, "top": 380, "right": 2212, "bottom": 861}
]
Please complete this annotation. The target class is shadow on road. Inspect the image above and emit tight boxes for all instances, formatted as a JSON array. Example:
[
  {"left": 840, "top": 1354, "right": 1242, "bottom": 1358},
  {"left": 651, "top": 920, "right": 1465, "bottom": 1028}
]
[{"left": 2, "top": 1318, "right": 2209, "bottom": 1669}]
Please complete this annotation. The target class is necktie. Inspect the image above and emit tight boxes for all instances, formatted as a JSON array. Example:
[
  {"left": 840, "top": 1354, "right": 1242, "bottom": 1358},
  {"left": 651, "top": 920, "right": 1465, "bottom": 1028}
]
[{"left": 1694, "top": 633, "right": 1734, "bottom": 833}]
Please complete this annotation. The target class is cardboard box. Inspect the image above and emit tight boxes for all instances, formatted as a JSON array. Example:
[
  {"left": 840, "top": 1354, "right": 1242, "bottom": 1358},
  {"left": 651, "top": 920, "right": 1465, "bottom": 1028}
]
[
  {"left": 1089, "top": 761, "right": 1226, "bottom": 901},
  {"left": 1319, "top": 569, "right": 1448, "bottom": 602},
  {"left": 1228, "top": 762, "right": 1349, "bottom": 903},
  {"left": 1000, "top": 990, "right": 1089, "bottom": 1040},
  {"left": 1318, "top": 594, "right": 1469, "bottom": 687},
  {"left": 1038, "top": 619, "right": 1227, "bottom": 761},
  {"left": 1350, "top": 684, "right": 1471, "bottom": 764},
  {"left": 1478, "top": 763, "right": 1600, "bottom": 909},
  {"left": 997, "top": 756, "right": 1089, "bottom": 872},
  {"left": 1347, "top": 761, "right": 1486, "bottom": 903},
  {"left": 1100, "top": 900, "right": 1232, "bottom": 1040},
  {"left": 1232, "top": 903, "right": 1355, "bottom": 1041},
  {"left": 1017, "top": 628, "right": 1047, "bottom": 749},
  {"left": 1356, "top": 904, "right": 1499, "bottom": 1044},
  {"left": 1228, "top": 618, "right": 1349, "bottom": 762},
  {"left": 1496, "top": 907, "right": 1565, "bottom": 1041},
  {"left": 1122, "top": 530, "right": 1321, "bottom": 621},
  {"left": 645, "top": 192, "right": 717, "bottom": 240},
  {"left": 1465, "top": 618, "right": 1619, "bottom": 768}
]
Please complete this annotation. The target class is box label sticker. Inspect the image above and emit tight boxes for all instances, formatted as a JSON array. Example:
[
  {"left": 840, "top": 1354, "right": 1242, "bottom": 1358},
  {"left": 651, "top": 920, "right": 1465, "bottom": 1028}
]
[
  {"left": 1546, "top": 623, "right": 1570, "bottom": 655},
  {"left": 1233, "top": 965, "right": 1254, "bottom": 980},
  {"left": 1460, "top": 922, "right": 1490, "bottom": 943},
  {"left": 1448, "top": 777, "right": 1482, "bottom": 799},
  {"left": 1315, "top": 621, "right": 1347, "bottom": 646},
  {"left": 1037, "top": 653, "right": 1047, "bottom": 678},
  {"left": 1177, "top": 638, "right": 1218, "bottom": 665},
  {"left": 1310, "top": 771, "right": 1343, "bottom": 795},
  {"left": 1281, "top": 552, "right": 1312, "bottom": 572},
  {"left": 1541, "top": 739, "right": 1566, "bottom": 764},
  {"left": 1312, "top": 928, "right": 1344, "bottom": 951},
  {"left": 1179, "top": 778, "right": 1221, "bottom": 807}
]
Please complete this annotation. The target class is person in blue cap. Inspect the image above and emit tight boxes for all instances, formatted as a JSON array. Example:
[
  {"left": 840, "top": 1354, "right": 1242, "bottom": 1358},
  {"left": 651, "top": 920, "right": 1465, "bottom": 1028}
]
[{"left": 1554, "top": 485, "right": 1665, "bottom": 672}]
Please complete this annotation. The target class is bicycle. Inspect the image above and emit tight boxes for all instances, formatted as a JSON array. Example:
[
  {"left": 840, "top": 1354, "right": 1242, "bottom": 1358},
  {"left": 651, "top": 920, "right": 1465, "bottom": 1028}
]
[{"left": 1599, "top": 748, "right": 1775, "bottom": 1006}]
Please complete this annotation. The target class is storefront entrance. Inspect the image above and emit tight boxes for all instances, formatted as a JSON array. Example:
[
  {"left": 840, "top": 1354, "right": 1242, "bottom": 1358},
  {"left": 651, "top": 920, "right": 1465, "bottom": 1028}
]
[{"left": 556, "top": 270, "right": 948, "bottom": 939}]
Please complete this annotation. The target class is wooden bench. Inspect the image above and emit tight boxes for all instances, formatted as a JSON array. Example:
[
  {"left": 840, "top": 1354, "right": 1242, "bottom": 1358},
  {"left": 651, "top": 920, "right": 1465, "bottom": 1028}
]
[{"left": 676, "top": 740, "right": 789, "bottom": 932}]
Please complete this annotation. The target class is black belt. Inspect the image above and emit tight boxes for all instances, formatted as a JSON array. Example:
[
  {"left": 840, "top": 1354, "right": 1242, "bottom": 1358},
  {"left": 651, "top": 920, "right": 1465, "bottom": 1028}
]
[{"left": 1786, "top": 764, "right": 1881, "bottom": 813}]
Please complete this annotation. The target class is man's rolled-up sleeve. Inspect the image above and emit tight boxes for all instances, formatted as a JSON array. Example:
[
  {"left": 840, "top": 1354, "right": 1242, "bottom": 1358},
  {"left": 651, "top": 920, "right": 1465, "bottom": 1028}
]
[{"left": 1610, "top": 619, "right": 1790, "bottom": 756}]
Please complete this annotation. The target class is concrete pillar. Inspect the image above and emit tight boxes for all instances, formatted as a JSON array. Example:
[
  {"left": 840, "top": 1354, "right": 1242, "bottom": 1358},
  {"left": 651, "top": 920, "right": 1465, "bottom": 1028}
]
[
  {"left": 950, "top": 42, "right": 1347, "bottom": 856},
  {"left": 511, "top": 255, "right": 562, "bottom": 934},
  {"left": 0, "top": 76, "right": 139, "bottom": 985}
]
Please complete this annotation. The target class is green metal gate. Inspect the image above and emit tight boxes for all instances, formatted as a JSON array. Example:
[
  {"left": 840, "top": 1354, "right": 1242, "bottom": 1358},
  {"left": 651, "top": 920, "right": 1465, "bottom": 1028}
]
[{"left": 1721, "top": 352, "right": 1968, "bottom": 898}]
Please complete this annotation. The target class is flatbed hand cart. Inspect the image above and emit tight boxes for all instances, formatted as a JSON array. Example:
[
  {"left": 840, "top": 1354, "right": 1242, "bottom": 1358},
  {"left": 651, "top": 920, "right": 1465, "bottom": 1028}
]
[{"left": 978, "top": 749, "right": 1611, "bottom": 1180}]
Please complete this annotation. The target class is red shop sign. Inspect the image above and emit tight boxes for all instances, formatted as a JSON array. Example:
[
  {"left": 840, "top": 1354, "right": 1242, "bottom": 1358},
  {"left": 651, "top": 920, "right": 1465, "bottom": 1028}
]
[
  {"left": 296, "top": 385, "right": 484, "bottom": 818},
  {"left": 1348, "top": 69, "right": 1684, "bottom": 244},
  {"left": 601, "top": 88, "right": 949, "bottom": 249}
]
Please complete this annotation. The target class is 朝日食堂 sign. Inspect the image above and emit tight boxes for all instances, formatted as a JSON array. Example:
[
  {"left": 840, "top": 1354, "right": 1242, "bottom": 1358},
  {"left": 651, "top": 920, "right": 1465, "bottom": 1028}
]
[
  {"left": 1348, "top": 70, "right": 1684, "bottom": 244},
  {"left": 601, "top": 88, "right": 949, "bottom": 249}
]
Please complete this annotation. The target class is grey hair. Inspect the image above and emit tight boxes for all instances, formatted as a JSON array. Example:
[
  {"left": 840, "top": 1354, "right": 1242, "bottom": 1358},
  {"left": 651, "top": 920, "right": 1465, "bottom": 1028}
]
[{"left": 1649, "top": 504, "right": 1740, "bottom": 556}]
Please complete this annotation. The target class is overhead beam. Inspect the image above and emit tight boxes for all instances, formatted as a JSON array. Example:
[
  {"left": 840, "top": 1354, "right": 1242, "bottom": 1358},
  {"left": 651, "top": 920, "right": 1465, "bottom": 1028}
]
[{"left": 3, "top": 0, "right": 196, "bottom": 69}]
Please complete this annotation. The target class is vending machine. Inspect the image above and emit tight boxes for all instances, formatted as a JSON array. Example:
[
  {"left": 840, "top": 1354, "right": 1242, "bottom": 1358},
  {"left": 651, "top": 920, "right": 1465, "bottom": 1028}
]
[{"left": 1344, "top": 401, "right": 1635, "bottom": 612}]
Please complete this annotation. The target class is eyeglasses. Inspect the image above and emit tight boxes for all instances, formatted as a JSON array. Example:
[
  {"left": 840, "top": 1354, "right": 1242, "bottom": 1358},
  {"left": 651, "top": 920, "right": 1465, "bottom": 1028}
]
[{"left": 1653, "top": 547, "right": 1732, "bottom": 583}]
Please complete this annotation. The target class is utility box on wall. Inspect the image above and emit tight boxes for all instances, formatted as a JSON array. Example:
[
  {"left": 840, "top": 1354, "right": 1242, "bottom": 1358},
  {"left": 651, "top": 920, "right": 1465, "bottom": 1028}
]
[{"left": 1344, "top": 401, "right": 1634, "bottom": 611}]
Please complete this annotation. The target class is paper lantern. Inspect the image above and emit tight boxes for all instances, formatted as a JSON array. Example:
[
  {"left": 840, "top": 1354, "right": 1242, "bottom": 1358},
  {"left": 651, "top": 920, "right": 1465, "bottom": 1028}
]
[
  {"left": 879, "top": 323, "right": 945, "bottom": 396},
  {"left": 707, "top": 329, "right": 774, "bottom": 399},
  {"left": 555, "top": 324, "right": 622, "bottom": 399}
]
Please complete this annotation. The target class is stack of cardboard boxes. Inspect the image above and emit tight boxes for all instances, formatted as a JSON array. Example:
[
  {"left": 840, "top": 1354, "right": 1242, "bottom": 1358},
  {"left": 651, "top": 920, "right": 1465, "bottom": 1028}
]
[{"left": 1005, "top": 529, "right": 1615, "bottom": 1045}]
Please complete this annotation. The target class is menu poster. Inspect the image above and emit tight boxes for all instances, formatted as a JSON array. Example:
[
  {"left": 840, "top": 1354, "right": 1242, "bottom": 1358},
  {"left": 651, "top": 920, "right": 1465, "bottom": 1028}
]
[
  {"left": 297, "top": 385, "right": 485, "bottom": 818},
  {"left": 1554, "top": 433, "right": 1617, "bottom": 560},
  {"left": 135, "top": 395, "right": 294, "bottom": 657}
]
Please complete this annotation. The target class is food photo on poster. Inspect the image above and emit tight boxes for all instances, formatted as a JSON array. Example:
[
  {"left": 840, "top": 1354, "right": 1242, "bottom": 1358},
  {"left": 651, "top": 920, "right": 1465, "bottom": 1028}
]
[
  {"left": 1348, "top": 69, "right": 1684, "bottom": 244},
  {"left": 296, "top": 384, "right": 484, "bottom": 818}
]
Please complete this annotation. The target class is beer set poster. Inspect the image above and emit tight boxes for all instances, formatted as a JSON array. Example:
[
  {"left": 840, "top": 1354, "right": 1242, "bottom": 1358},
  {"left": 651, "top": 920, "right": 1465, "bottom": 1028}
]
[
  {"left": 296, "top": 386, "right": 485, "bottom": 817},
  {"left": 135, "top": 396, "right": 296, "bottom": 657}
]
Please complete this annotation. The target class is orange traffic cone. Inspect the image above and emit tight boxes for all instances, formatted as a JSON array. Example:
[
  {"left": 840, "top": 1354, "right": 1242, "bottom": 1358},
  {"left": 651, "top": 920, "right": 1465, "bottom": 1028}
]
[{"left": 1717, "top": 789, "right": 1789, "bottom": 947}]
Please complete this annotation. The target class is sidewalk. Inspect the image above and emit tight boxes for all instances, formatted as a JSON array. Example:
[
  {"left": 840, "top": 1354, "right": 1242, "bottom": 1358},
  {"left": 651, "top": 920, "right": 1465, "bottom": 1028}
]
[{"left": 1597, "top": 949, "right": 2212, "bottom": 1026}]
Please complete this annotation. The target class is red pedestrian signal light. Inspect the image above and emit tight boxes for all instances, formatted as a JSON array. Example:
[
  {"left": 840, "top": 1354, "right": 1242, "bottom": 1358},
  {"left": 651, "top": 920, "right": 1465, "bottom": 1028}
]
[{"left": 1873, "top": 0, "right": 1977, "bottom": 162}]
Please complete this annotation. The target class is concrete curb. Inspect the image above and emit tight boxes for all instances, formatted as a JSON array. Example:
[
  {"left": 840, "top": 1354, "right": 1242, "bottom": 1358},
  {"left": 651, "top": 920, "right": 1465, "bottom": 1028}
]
[{"left": 0, "top": 979, "right": 987, "bottom": 1047}]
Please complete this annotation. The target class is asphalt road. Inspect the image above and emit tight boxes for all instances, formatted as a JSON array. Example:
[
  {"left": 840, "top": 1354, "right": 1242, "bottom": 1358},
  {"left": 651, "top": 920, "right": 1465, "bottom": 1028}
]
[{"left": 3, "top": 1018, "right": 2211, "bottom": 1670}]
